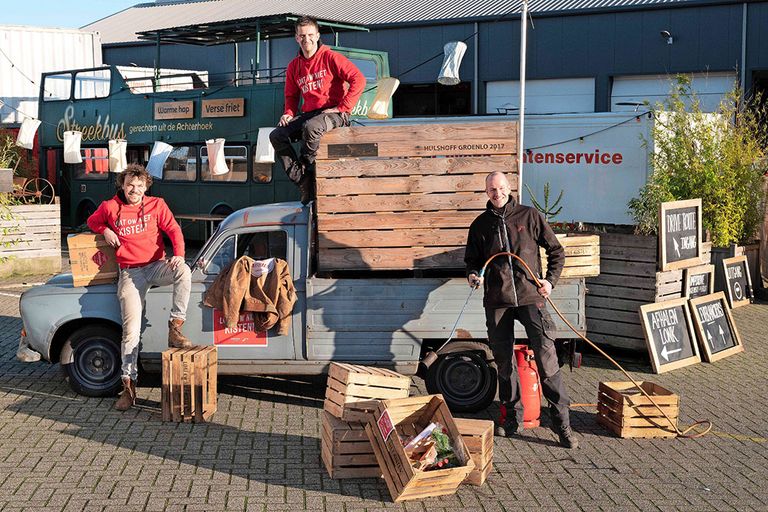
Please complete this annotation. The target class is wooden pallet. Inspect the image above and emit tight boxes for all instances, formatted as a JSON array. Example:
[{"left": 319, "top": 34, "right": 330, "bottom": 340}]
[
  {"left": 315, "top": 122, "right": 518, "bottom": 271},
  {"left": 161, "top": 346, "right": 217, "bottom": 423},
  {"left": 597, "top": 381, "right": 679, "bottom": 438},
  {"left": 0, "top": 204, "right": 62, "bottom": 278},
  {"left": 454, "top": 418, "right": 493, "bottom": 486},
  {"left": 323, "top": 362, "right": 411, "bottom": 422},
  {"left": 585, "top": 234, "right": 711, "bottom": 351},
  {"left": 364, "top": 395, "right": 474, "bottom": 502},
  {"left": 320, "top": 410, "right": 381, "bottom": 479}
]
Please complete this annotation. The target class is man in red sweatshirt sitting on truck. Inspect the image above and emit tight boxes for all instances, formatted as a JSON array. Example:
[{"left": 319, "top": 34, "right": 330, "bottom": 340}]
[
  {"left": 87, "top": 164, "right": 192, "bottom": 412},
  {"left": 270, "top": 16, "right": 365, "bottom": 204}
]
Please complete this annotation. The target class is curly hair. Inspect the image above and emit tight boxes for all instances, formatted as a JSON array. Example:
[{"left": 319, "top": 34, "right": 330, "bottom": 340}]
[{"left": 116, "top": 164, "right": 153, "bottom": 189}]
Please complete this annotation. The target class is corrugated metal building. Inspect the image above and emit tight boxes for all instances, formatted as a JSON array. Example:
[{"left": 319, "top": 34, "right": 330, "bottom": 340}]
[{"left": 81, "top": 0, "right": 768, "bottom": 116}]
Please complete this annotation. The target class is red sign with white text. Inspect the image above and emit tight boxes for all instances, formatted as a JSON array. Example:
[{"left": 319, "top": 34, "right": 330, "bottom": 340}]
[{"left": 212, "top": 309, "right": 267, "bottom": 346}]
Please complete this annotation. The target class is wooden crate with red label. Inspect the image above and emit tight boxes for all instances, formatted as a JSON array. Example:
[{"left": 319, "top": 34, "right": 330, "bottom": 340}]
[
  {"left": 454, "top": 418, "right": 494, "bottom": 486},
  {"left": 320, "top": 410, "right": 381, "bottom": 479},
  {"left": 364, "top": 395, "right": 474, "bottom": 502},
  {"left": 67, "top": 233, "right": 118, "bottom": 287},
  {"left": 324, "top": 362, "right": 411, "bottom": 422},
  {"left": 162, "top": 346, "right": 217, "bottom": 423}
]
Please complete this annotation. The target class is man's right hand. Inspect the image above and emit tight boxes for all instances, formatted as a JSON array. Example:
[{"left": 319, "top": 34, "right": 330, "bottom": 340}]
[
  {"left": 278, "top": 114, "right": 293, "bottom": 127},
  {"left": 467, "top": 273, "right": 483, "bottom": 289},
  {"left": 103, "top": 228, "right": 120, "bottom": 248}
]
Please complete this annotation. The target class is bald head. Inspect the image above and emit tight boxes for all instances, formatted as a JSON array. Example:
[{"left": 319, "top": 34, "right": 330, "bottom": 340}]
[{"left": 485, "top": 172, "right": 512, "bottom": 208}]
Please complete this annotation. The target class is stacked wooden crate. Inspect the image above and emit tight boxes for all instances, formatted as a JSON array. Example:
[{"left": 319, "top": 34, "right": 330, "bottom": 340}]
[
  {"left": 0, "top": 204, "right": 61, "bottom": 277},
  {"left": 161, "top": 346, "right": 218, "bottom": 423},
  {"left": 315, "top": 122, "right": 518, "bottom": 271},
  {"left": 585, "top": 234, "right": 711, "bottom": 351}
]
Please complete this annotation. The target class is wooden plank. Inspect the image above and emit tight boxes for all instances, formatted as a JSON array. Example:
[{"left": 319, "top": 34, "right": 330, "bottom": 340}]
[
  {"left": 317, "top": 192, "right": 487, "bottom": 214},
  {"left": 316, "top": 155, "right": 517, "bottom": 178},
  {"left": 598, "top": 233, "right": 657, "bottom": 249},
  {"left": 586, "top": 273, "right": 657, "bottom": 290},
  {"left": 586, "top": 296, "right": 646, "bottom": 312},
  {"left": 599, "top": 259, "right": 658, "bottom": 277},
  {"left": 587, "top": 319, "right": 645, "bottom": 338},
  {"left": 319, "top": 229, "right": 467, "bottom": 249},
  {"left": 319, "top": 246, "right": 465, "bottom": 270},
  {"left": 317, "top": 174, "right": 493, "bottom": 196},
  {"left": 586, "top": 308, "right": 640, "bottom": 324},
  {"left": 317, "top": 211, "right": 479, "bottom": 231},
  {"left": 586, "top": 283, "right": 655, "bottom": 302}
]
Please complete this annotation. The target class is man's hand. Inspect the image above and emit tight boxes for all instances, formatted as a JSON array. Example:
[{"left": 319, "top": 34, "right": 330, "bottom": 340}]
[
  {"left": 168, "top": 255, "right": 185, "bottom": 271},
  {"left": 537, "top": 279, "right": 553, "bottom": 298},
  {"left": 467, "top": 273, "right": 483, "bottom": 289},
  {"left": 278, "top": 114, "right": 293, "bottom": 127},
  {"left": 103, "top": 228, "right": 120, "bottom": 248},
  {"left": 322, "top": 107, "right": 340, "bottom": 114}
]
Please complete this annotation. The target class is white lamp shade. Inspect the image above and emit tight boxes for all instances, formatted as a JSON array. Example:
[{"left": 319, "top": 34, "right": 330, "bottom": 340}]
[
  {"left": 367, "top": 77, "right": 400, "bottom": 120},
  {"left": 108, "top": 139, "right": 128, "bottom": 173},
  {"left": 63, "top": 131, "right": 83, "bottom": 164},
  {"left": 147, "top": 141, "right": 174, "bottom": 178},
  {"left": 16, "top": 118, "right": 41, "bottom": 150},
  {"left": 254, "top": 128, "right": 275, "bottom": 163},
  {"left": 206, "top": 138, "right": 228, "bottom": 175},
  {"left": 437, "top": 41, "right": 468, "bottom": 86}
]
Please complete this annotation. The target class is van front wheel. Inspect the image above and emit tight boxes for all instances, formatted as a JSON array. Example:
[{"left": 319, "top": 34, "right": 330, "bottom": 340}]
[{"left": 425, "top": 351, "right": 497, "bottom": 413}]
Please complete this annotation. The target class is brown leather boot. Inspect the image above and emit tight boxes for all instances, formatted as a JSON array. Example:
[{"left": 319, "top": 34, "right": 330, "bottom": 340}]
[
  {"left": 114, "top": 377, "right": 135, "bottom": 411},
  {"left": 168, "top": 318, "right": 193, "bottom": 348}
]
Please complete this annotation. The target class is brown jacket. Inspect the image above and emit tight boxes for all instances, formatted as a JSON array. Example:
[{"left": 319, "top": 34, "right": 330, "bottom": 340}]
[{"left": 203, "top": 257, "right": 297, "bottom": 335}]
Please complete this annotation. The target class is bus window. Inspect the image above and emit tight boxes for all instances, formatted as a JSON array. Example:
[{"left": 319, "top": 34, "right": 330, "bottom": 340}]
[
  {"left": 162, "top": 146, "right": 196, "bottom": 181},
  {"left": 201, "top": 146, "right": 247, "bottom": 182},
  {"left": 348, "top": 58, "right": 378, "bottom": 82},
  {"left": 74, "top": 69, "right": 111, "bottom": 99},
  {"left": 253, "top": 159, "right": 272, "bottom": 183},
  {"left": 43, "top": 73, "right": 72, "bottom": 101},
  {"left": 72, "top": 148, "right": 109, "bottom": 180}
]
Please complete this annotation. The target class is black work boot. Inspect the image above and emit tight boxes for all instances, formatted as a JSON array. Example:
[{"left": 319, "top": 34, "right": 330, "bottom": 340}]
[
  {"left": 556, "top": 425, "right": 579, "bottom": 449},
  {"left": 494, "top": 403, "right": 524, "bottom": 437}
]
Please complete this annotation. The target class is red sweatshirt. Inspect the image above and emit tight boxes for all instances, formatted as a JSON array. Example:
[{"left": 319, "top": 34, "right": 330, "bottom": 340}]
[
  {"left": 87, "top": 194, "right": 185, "bottom": 268},
  {"left": 283, "top": 44, "right": 366, "bottom": 117}
]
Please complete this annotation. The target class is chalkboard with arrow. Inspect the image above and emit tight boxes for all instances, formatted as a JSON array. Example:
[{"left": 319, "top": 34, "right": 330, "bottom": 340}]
[
  {"left": 659, "top": 199, "right": 703, "bottom": 271},
  {"left": 722, "top": 255, "right": 753, "bottom": 308},
  {"left": 640, "top": 297, "right": 701, "bottom": 373},
  {"left": 688, "top": 292, "right": 744, "bottom": 362}
]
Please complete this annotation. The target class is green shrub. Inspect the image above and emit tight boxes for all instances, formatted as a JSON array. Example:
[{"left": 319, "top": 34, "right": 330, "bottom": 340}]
[{"left": 628, "top": 76, "right": 767, "bottom": 247}]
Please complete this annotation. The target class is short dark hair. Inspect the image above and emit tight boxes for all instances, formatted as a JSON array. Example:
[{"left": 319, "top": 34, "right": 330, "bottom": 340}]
[
  {"left": 295, "top": 16, "right": 320, "bottom": 33},
  {"left": 116, "top": 163, "right": 153, "bottom": 189}
]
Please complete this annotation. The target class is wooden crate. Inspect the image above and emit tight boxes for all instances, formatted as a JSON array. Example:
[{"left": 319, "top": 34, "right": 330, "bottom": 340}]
[
  {"left": 455, "top": 418, "right": 493, "bottom": 486},
  {"left": 541, "top": 234, "right": 600, "bottom": 278},
  {"left": 586, "top": 234, "right": 712, "bottom": 351},
  {"left": 162, "top": 346, "right": 217, "bottom": 423},
  {"left": 320, "top": 410, "right": 381, "bottom": 479},
  {"left": 324, "top": 362, "right": 411, "bottom": 422},
  {"left": 315, "top": 122, "right": 518, "bottom": 271},
  {"left": 364, "top": 395, "right": 474, "bottom": 502},
  {"left": 0, "top": 204, "right": 61, "bottom": 277},
  {"left": 597, "top": 381, "right": 679, "bottom": 438}
]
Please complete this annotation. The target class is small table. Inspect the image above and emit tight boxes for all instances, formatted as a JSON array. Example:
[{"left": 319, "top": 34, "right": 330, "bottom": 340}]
[{"left": 176, "top": 213, "right": 227, "bottom": 239}]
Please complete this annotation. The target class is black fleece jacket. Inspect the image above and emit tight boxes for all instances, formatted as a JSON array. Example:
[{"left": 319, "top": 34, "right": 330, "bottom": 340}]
[{"left": 464, "top": 198, "right": 565, "bottom": 308}]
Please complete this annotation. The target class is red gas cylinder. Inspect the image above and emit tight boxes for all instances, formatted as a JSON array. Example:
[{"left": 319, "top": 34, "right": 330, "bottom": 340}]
[{"left": 515, "top": 345, "right": 541, "bottom": 428}]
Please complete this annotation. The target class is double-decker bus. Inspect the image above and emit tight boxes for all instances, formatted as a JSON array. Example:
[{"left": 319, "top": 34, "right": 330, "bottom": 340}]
[{"left": 36, "top": 16, "right": 389, "bottom": 238}]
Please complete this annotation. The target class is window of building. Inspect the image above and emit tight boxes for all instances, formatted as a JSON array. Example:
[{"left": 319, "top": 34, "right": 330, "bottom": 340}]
[
  {"left": 72, "top": 148, "right": 109, "bottom": 180},
  {"left": 162, "top": 146, "right": 196, "bottom": 181},
  {"left": 201, "top": 145, "right": 248, "bottom": 182},
  {"left": 393, "top": 82, "right": 471, "bottom": 117}
]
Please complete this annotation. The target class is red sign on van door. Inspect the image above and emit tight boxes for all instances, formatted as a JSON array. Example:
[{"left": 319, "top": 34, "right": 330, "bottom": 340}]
[{"left": 212, "top": 309, "right": 267, "bottom": 346}]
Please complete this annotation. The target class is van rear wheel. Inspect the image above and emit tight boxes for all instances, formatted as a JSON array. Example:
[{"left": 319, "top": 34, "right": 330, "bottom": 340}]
[
  {"left": 61, "top": 325, "right": 123, "bottom": 397},
  {"left": 425, "top": 351, "right": 497, "bottom": 413}
]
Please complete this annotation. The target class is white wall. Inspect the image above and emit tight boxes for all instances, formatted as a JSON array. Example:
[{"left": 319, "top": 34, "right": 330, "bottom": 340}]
[{"left": 486, "top": 78, "right": 595, "bottom": 115}]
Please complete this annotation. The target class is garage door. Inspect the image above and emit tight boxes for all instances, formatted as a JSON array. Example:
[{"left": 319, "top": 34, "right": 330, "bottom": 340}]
[{"left": 611, "top": 72, "right": 736, "bottom": 113}]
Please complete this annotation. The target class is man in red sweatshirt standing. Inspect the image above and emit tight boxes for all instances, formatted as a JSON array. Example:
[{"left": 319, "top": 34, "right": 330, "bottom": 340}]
[
  {"left": 269, "top": 16, "right": 365, "bottom": 204},
  {"left": 87, "top": 164, "right": 192, "bottom": 411}
]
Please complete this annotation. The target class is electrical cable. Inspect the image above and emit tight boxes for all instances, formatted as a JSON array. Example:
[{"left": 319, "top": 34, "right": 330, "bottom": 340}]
[{"left": 477, "top": 251, "right": 713, "bottom": 439}]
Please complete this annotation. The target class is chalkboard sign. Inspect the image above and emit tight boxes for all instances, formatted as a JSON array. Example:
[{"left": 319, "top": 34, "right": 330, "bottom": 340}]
[
  {"left": 659, "top": 199, "right": 702, "bottom": 271},
  {"left": 683, "top": 264, "right": 714, "bottom": 299},
  {"left": 640, "top": 298, "right": 701, "bottom": 373},
  {"left": 688, "top": 292, "right": 744, "bottom": 362},
  {"left": 722, "top": 256, "right": 752, "bottom": 308}
]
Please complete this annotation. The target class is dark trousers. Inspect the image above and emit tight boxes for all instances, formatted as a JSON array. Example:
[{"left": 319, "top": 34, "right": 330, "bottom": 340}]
[
  {"left": 486, "top": 304, "right": 571, "bottom": 429},
  {"left": 269, "top": 110, "right": 348, "bottom": 182}
]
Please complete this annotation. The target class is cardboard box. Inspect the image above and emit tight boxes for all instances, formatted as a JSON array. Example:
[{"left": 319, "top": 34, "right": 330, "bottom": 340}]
[
  {"left": 67, "top": 233, "right": 118, "bottom": 287},
  {"left": 324, "top": 362, "right": 411, "bottom": 422},
  {"left": 365, "top": 395, "right": 474, "bottom": 502}
]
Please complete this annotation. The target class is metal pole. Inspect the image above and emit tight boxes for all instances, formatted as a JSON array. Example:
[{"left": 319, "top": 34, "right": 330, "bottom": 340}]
[
  {"left": 518, "top": 0, "right": 528, "bottom": 202},
  {"left": 154, "top": 34, "right": 161, "bottom": 93},
  {"left": 234, "top": 42, "right": 239, "bottom": 86}
]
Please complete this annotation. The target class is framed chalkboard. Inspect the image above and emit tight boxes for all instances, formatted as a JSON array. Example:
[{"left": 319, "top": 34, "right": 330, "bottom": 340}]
[
  {"left": 688, "top": 292, "right": 744, "bottom": 362},
  {"left": 659, "top": 199, "right": 703, "bottom": 271},
  {"left": 683, "top": 264, "right": 714, "bottom": 299},
  {"left": 640, "top": 298, "right": 701, "bottom": 374},
  {"left": 722, "top": 256, "right": 753, "bottom": 308}
]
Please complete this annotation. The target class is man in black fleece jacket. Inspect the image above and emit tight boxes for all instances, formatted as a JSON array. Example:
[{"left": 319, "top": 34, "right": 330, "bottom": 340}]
[{"left": 465, "top": 171, "right": 578, "bottom": 449}]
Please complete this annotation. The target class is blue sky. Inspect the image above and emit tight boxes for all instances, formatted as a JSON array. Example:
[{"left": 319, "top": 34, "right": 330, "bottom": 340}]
[{"left": 5, "top": 1, "right": 140, "bottom": 29}]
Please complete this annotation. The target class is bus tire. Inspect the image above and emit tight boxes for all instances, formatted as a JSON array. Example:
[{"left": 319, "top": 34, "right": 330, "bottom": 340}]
[{"left": 425, "top": 350, "right": 497, "bottom": 413}]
